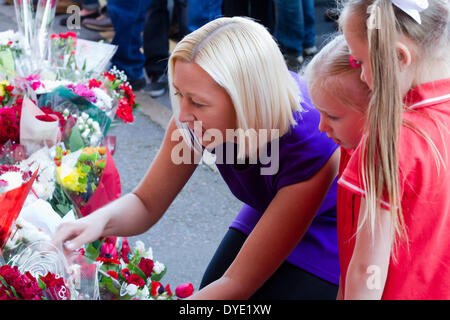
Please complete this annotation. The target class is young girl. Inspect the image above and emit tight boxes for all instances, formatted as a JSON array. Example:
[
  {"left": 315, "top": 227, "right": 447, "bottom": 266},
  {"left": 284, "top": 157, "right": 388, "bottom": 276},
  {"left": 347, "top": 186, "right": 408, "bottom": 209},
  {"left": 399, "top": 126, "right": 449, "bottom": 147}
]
[
  {"left": 337, "top": 0, "right": 450, "bottom": 299},
  {"left": 52, "top": 17, "right": 341, "bottom": 299},
  {"left": 304, "top": 34, "right": 371, "bottom": 300}
]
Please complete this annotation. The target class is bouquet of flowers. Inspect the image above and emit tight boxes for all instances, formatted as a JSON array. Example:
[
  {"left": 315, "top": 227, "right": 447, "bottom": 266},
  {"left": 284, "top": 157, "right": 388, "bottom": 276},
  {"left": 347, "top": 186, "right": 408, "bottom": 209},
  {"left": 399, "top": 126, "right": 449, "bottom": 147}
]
[
  {"left": 81, "top": 237, "right": 194, "bottom": 300},
  {"left": 0, "top": 264, "right": 71, "bottom": 300},
  {"left": 49, "top": 32, "right": 78, "bottom": 80},
  {"left": 0, "top": 30, "right": 23, "bottom": 77},
  {"left": 0, "top": 163, "right": 38, "bottom": 253},
  {"left": 88, "top": 66, "right": 137, "bottom": 123},
  {"left": 2, "top": 240, "right": 99, "bottom": 300},
  {"left": 55, "top": 145, "right": 121, "bottom": 218}
]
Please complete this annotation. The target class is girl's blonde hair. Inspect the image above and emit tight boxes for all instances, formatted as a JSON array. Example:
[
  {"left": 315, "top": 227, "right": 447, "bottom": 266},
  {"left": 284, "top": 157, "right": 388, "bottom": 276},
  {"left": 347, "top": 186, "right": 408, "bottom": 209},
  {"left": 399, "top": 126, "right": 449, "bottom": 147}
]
[
  {"left": 168, "top": 16, "right": 301, "bottom": 159},
  {"left": 303, "top": 34, "right": 370, "bottom": 114},
  {"left": 339, "top": 0, "right": 450, "bottom": 252}
]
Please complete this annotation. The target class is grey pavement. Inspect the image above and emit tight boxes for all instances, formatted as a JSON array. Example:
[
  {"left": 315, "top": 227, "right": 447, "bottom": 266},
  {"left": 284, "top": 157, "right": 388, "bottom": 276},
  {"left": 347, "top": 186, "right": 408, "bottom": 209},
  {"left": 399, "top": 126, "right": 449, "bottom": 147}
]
[{"left": 0, "top": 0, "right": 337, "bottom": 291}]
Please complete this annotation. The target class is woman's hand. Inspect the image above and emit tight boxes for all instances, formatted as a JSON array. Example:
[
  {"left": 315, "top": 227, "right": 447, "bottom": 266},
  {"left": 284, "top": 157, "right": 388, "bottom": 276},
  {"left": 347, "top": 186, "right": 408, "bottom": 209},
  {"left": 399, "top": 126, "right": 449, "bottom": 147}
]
[{"left": 52, "top": 210, "right": 108, "bottom": 254}]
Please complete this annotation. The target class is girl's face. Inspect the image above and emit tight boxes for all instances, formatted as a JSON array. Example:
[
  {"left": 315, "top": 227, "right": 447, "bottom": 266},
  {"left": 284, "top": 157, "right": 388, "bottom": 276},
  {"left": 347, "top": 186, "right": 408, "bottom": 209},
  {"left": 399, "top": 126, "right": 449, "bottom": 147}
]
[
  {"left": 173, "top": 60, "right": 236, "bottom": 148},
  {"left": 311, "top": 74, "right": 368, "bottom": 150},
  {"left": 342, "top": 13, "right": 373, "bottom": 89}
]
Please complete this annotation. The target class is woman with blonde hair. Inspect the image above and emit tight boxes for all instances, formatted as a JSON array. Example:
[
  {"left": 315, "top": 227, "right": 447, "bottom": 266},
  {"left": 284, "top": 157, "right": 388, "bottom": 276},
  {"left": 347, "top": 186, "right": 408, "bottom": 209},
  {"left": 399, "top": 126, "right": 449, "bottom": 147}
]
[{"left": 53, "top": 17, "right": 340, "bottom": 299}]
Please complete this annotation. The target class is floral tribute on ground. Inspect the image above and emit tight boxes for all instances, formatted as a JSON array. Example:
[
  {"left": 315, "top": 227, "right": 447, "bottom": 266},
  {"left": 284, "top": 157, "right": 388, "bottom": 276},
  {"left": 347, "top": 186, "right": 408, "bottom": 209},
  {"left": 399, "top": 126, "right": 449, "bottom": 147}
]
[{"left": 0, "top": 0, "right": 194, "bottom": 300}]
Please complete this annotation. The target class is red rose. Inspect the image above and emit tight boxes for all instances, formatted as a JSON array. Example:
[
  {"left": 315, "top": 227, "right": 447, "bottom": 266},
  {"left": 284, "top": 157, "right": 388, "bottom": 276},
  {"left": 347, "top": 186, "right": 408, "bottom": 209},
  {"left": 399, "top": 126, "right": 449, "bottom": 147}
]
[
  {"left": 127, "top": 274, "right": 145, "bottom": 288},
  {"left": 175, "top": 283, "right": 194, "bottom": 298},
  {"left": 137, "top": 258, "right": 154, "bottom": 278},
  {"left": 5, "top": 85, "right": 14, "bottom": 92},
  {"left": 106, "top": 271, "right": 118, "bottom": 280},
  {"left": 40, "top": 272, "right": 70, "bottom": 300}
]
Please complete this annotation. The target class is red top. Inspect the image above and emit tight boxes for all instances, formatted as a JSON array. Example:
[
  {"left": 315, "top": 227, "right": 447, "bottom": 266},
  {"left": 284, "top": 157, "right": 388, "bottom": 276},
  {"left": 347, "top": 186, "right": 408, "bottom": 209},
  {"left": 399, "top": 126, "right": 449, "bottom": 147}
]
[{"left": 338, "top": 78, "right": 450, "bottom": 299}]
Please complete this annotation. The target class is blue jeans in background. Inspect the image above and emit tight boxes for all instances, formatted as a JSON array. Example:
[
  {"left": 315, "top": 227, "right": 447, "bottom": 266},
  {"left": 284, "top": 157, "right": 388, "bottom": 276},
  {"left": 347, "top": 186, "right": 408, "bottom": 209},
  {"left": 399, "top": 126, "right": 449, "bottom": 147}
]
[
  {"left": 187, "top": 0, "right": 222, "bottom": 33},
  {"left": 107, "top": 0, "right": 152, "bottom": 81},
  {"left": 274, "top": 0, "right": 316, "bottom": 56},
  {"left": 143, "top": 0, "right": 170, "bottom": 78}
]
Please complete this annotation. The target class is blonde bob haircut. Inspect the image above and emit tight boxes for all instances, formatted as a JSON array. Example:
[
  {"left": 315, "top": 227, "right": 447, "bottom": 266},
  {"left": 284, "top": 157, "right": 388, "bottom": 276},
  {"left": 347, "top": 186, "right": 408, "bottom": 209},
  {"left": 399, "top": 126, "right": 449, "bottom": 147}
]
[{"left": 168, "top": 16, "right": 301, "bottom": 158}]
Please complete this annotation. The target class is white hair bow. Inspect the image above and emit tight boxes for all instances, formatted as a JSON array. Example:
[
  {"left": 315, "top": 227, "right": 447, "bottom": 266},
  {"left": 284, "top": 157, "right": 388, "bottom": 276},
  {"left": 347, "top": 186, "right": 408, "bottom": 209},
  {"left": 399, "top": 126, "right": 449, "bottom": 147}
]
[{"left": 391, "top": 0, "right": 429, "bottom": 24}]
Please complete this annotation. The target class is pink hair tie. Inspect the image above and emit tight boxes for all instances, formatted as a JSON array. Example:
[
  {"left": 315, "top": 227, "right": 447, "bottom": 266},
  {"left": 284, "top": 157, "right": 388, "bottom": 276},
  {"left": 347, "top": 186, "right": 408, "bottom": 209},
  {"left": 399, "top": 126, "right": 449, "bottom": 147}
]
[{"left": 349, "top": 55, "right": 362, "bottom": 68}]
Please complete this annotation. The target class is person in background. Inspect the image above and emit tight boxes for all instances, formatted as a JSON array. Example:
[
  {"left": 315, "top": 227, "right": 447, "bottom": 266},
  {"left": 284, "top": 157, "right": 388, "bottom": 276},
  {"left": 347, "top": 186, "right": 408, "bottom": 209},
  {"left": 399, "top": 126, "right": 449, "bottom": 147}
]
[
  {"left": 221, "top": 0, "right": 275, "bottom": 34},
  {"left": 274, "top": 0, "right": 318, "bottom": 72}
]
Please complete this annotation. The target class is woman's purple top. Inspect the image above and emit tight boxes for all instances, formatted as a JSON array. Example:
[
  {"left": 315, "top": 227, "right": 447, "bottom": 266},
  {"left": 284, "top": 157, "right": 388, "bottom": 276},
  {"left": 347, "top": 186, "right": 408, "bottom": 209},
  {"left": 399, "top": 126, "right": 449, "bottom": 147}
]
[{"left": 214, "top": 73, "right": 339, "bottom": 285}]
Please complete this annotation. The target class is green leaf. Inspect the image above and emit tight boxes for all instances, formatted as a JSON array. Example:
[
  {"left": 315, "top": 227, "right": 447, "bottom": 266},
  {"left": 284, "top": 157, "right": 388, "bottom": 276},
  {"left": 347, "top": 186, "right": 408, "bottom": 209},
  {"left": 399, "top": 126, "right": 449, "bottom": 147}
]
[
  {"left": 84, "top": 242, "right": 100, "bottom": 261},
  {"left": 128, "top": 262, "right": 147, "bottom": 281},
  {"left": 38, "top": 278, "right": 47, "bottom": 290},
  {"left": 69, "top": 125, "right": 84, "bottom": 151},
  {"left": 151, "top": 265, "right": 167, "bottom": 282}
]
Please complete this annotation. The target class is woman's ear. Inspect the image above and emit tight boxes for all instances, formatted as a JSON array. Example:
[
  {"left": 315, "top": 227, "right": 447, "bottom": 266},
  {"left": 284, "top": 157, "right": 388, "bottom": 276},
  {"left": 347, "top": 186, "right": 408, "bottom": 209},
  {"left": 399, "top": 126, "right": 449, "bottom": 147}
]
[{"left": 396, "top": 41, "right": 412, "bottom": 71}]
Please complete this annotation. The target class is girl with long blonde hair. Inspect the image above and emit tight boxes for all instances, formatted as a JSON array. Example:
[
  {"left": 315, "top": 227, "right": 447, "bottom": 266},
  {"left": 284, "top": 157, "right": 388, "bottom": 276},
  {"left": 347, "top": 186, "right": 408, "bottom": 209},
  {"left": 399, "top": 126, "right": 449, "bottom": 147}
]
[{"left": 337, "top": 0, "right": 450, "bottom": 299}]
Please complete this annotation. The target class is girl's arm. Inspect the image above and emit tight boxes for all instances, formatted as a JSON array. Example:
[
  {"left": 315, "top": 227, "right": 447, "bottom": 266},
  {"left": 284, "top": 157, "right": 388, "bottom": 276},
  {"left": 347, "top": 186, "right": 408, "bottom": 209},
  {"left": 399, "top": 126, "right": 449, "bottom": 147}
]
[
  {"left": 189, "top": 149, "right": 340, "bottom": 300},
  {"left": 344, "top": 198, "right": 393, "bottom": 300},
  {"left": 53, "top": 117, "right": 198, "bottom": 249}
]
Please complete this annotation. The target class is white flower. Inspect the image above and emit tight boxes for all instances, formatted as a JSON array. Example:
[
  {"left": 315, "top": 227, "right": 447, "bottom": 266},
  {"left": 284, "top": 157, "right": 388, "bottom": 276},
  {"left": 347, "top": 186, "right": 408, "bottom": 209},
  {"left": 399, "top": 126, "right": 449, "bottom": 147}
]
[
  {"left": 135, "top": 240, "right": 146, "bottom": 255},
  {"left": 135, "top": 286, "right": 150, "bottom": 300},
  {"left": 87, "top": 118, "right": 93, "bottom": 125},
  {"left": 92, "top": 121, "right": 101, "bottom": 131},
  {"left": 126, "top": 284, "right": 138, "bottom": 296},
  {"left": 153, "top": 261, "right": 165, "bottom": 275},
  {"left": 0, "top": 171, "right": 24, "bottom": 192},
  {"left": 81, "top": 112, "right": 89, "bottom": 120},
  {"left": 81, "top": 129, "right": 90, "bottom": 139}
]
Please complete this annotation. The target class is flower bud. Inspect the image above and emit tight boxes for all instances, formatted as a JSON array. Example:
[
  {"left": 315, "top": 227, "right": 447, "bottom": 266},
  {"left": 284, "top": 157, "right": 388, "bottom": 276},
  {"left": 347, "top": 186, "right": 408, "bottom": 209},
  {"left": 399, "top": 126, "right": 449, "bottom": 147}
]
[{"left": 175, "top": 283, "right": 194, "bottom": 298}]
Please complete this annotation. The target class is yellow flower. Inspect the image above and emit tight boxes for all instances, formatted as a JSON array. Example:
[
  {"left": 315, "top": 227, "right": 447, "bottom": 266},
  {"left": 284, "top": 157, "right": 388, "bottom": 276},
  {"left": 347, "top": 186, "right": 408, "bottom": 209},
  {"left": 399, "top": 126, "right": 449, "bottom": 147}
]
[
  {"left": 56, "top": 166, "right": 88, "bottom": 193},
  {"left": 0, "top": 80, "right": 9, "bottom": 96}
]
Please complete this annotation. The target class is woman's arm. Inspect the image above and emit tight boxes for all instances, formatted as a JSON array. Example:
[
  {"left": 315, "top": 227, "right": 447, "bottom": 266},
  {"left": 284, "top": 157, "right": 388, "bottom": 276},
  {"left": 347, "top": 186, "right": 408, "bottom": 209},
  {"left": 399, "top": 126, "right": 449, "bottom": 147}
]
[
  {"left": 53, "top": 117, "right": 198, "bottom": 250},
  {"left": 344, "top": 198, "right": 393, "bottom": 300},
  {"left": 189, "top": 149, "right": 340, "bottom": 299}
]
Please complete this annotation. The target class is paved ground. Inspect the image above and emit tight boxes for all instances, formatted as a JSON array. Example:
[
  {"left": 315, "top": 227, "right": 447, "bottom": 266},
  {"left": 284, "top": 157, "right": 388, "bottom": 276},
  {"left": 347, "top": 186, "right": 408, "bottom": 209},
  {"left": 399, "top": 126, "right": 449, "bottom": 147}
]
[{"left": 0, "top": 0, "right": 337, "bottom": 291}]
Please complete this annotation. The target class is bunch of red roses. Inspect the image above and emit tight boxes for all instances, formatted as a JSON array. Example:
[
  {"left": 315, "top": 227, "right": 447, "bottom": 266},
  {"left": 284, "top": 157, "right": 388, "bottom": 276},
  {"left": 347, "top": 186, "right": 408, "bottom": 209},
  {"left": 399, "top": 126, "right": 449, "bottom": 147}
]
[
  {"left": 82, "top": 236, "right": 194, "bottom": 300},
  {"left": 0, "top": 265, "right": 71, "bottom": 300}
]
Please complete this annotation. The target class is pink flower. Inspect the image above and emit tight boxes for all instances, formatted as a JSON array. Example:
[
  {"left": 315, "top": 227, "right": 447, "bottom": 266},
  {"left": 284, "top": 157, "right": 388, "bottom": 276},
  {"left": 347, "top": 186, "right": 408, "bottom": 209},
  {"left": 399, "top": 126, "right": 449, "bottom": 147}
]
[
  {"left": 175, "top": 283, "right": 194, "bottom": 298},
  {"left": 120, "top": 237, "right": 131, "bottom": 263}
]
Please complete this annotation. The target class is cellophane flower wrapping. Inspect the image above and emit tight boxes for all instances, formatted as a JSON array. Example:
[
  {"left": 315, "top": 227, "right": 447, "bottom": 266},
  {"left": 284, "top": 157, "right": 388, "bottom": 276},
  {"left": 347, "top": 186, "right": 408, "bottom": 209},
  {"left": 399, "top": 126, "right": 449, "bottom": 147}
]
[
  {"left": 2, "top": 240, "right": 99, "bottom": 300},
  {"left": 0, "top": 157, "right": 38, "bottom": 253},
  {"left": 55, "top": 145, "right": 121, "bottom": 219},
  {"left": 19, "top": 96, "right": 60, "bottom": 155},
  {"left": 34, "top": 0, "right": 57, "bottom": 62}
]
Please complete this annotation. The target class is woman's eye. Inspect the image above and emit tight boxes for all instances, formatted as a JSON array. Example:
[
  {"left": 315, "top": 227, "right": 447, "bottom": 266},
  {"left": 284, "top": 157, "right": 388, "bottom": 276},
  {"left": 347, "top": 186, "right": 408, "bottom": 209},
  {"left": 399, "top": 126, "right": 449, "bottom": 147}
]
[
  {"left": 192, "top": 101, "right": 205, "bottom": 108},
  {"left": 174, "top": 91, "right": 183, "bottom": 98}
]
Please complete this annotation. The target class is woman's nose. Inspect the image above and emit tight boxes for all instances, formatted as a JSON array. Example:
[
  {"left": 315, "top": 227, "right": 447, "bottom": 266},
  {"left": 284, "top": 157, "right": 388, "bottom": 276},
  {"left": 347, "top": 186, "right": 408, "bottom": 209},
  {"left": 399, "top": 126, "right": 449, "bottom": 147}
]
[{"left": 178, "top": 101, "right": 195, "bottom": 124}]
